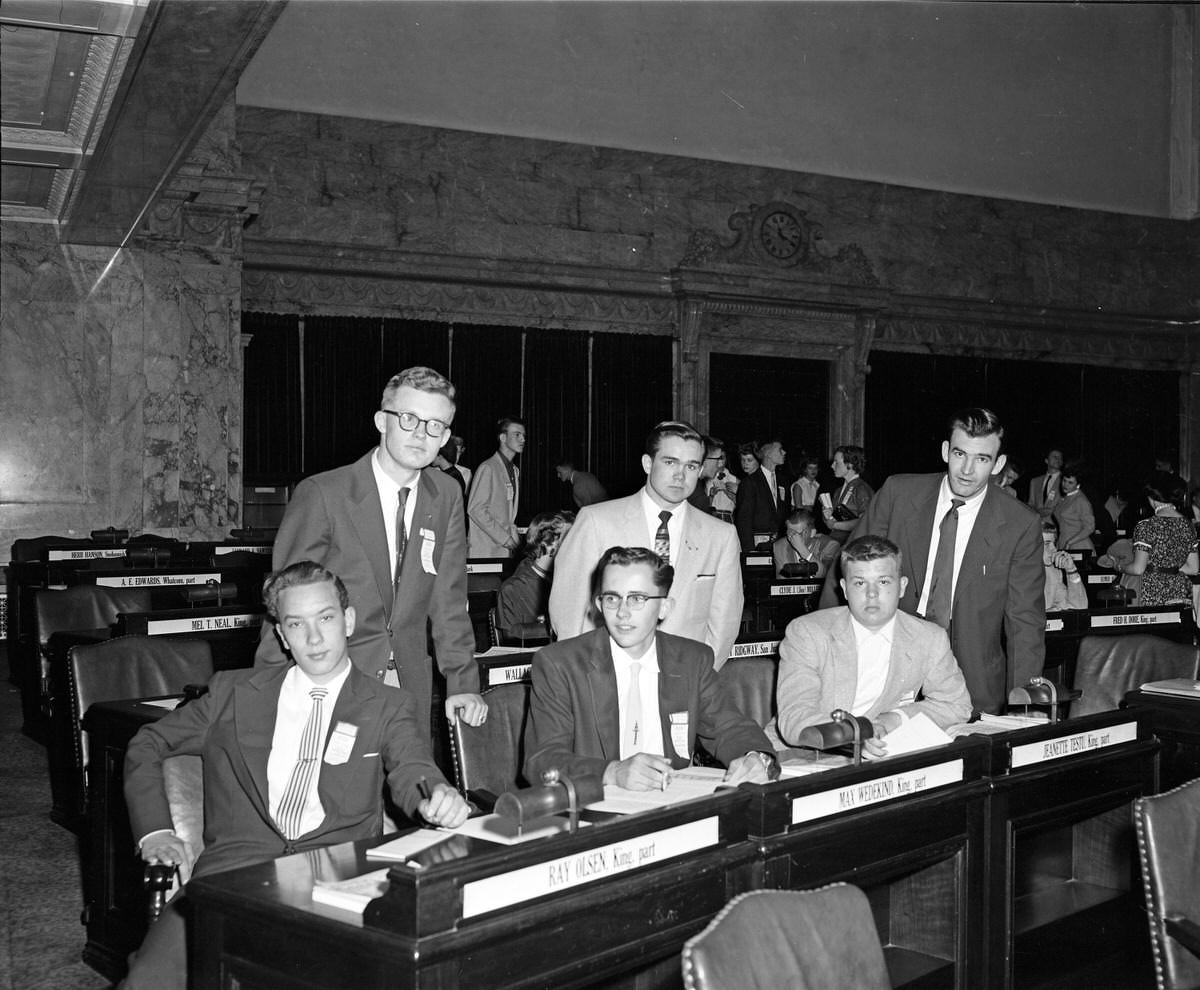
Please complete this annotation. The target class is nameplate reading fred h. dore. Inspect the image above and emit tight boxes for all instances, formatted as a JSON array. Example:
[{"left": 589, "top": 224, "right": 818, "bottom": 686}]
[
  {"left": 1009, "top": 721, "right": 1138, "bottom": 770},
  {"left": 48, "top": 548, "right": 127, "bottom": 561},
  {"left": 1090, "top": 611, "right": 1181, "bottom": 629},
  {"left": 96, "top": 572, "right": 221, "bottom": 588},
  {"left": 145, "top": 614, "right": 262, "bottom": 636},
  {"left": 460, "top": 817, "right": 720, "bottom": 919},
  {"left": 791, "top": 760, "right": 964, "bottom": 825}
]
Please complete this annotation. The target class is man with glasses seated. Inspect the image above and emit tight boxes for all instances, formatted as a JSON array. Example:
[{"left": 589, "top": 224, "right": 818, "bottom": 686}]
[
  {"left": 255, "top": 366, "right": 487, "bottom": 739},
  {"left": 526, "top": 546, "right": 775, "bottom": 791}
]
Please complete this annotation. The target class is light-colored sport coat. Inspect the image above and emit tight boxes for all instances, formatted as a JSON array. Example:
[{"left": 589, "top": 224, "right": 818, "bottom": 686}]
[
  {"left": 774, "top": 607, "right": 973, "bottom": 746},
  {"left": 467, "top": 451, "right": 519, "bottom": 557},
  {"left": 548, "top": 491, "right": 744, "bottom": 669}
]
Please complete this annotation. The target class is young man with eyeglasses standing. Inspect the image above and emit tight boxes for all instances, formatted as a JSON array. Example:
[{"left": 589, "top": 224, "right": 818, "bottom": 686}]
[
  {"left": 549, "top": 421, "right": 743, "bottom": 670},
  {"left": 255, "top": 366, "right": 487, "bottom": 738},
  {"left": 526, "top": 546, "right": 775, "bottom": 790}
]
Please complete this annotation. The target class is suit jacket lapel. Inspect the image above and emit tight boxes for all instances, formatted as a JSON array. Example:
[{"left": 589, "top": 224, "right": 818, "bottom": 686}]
[
  {"left": 833, "top": 610, "right": 861, "bottom": 710},
  {"left": 585, "top": 633, "right": 620, "bottom": 761},
  {"left": 317, "top": 668, "right": 371, "bottom": 813},
  {"left": 233, "top": 667, "right": 286, "bottom": 821},
  {"left": 904, "top": 476, "right": 941, "bottom": 604},
  {"left": 656, "top": 634, "right": 691, "bottom": 763},
  {"left": 348, "top": 452, "right": 393, "bottom": 620},
  {"left": 394, "top": 469, "right": 441, "bottom": 604},
  {"left": 880, "top": 614, "right": 914, "bottom": 707},
  {"left": 958, "top": 487, "right": 1004, "bottom": 603}
]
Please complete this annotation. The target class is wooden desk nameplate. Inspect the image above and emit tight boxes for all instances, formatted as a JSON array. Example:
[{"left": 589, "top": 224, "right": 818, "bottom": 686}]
[
  {"left": 45, "top": 547, "right": 129, "bottom": 562},
  {"left": 980, "top": 709, "right": 1155, "bottom": 778},
  {"left": 117, "top": 608, "right": 264, "bottom": 637},
  {"left": 1088, "top": 607, "right": 1185, "bottom": 630},
  {"left": 475, "top": 650, "right": 536, "bottom": 688},
  {"left": 727, "top": 639, "right": 781, "bottom": 661},
  {"left": 768, "top": 582, "right": 821, "bottom": 597},
  {"left": 79, "top": 570, "right": 223, "bottom": 589}
]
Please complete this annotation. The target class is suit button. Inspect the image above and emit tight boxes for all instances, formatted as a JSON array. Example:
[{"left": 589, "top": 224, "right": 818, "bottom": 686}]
[{"left": 375, "top": 669, "right": 384, "bottom": 679}]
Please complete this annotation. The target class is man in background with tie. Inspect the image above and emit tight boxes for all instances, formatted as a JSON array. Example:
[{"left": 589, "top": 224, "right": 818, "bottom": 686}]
[
  {"left": 122, "top": 561, "right": 469, "bottom": 989},
  {"left": 255, "top": 366, "right": 487, "bottom": 735},
  {"left": 527, "top": 547, "right": 775, "bottom": 789},
  {"left": 467, "top": 416, "right": 525, "bottom": 557},
  {"left": 819, "top": 408, "right": 1044, "bottom": 714},
  {"left": 549, "top": 421, "right": 743, "bottom": 670}
]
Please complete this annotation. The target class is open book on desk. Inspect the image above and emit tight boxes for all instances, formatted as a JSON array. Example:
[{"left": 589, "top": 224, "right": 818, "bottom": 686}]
[{"left": 587, "top": 766, "right": 729, "bottom": 814}]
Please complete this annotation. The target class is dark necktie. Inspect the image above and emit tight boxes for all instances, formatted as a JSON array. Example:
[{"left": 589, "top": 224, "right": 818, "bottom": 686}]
[
  {"left": 654, "top": 510, "right": 672, "bottom": 563},
  {"left": 926, "top": 498, "right": 965, "bottom": 629},
  {"left": 393, "top": 488, "right": 409, "bottom": 586}
]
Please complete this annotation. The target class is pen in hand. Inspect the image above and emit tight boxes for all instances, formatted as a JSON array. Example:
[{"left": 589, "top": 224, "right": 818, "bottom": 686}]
[{"left": 418, "top": 776, "right": 432, "bottom": 802}]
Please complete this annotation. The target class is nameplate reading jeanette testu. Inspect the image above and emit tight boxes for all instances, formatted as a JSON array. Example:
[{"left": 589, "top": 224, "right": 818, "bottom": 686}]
[
  {"left": 144, "top": 614, "right": 262, "bottom": 635},
  {"left": 790, "top": 759, "right": 964, "bottom": 825},
  {"left": 96, "top": 572, "right": 220, "bottom": 588},
  {"left": 460, "top": 817, "right": 720, "bottom": 919},
  {"left": 47, "top": 549, "right": 127, "bottom": 561},
  {"left": 728, "top": 640, "right": 781, "bottom": 660},
  {"left": 1089, "top": 611, "right": 1181, "bottom": 629},
  {"left": 1009, "top": 721, "right": 1138, "bottom": 770},
  {"left": 770, "top": 584, "right": 821, "bottom": 596}
]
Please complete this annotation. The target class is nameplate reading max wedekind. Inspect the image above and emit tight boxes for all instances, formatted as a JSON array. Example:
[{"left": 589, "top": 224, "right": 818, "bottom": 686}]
[
  {"left": 1009, "top": 721, "right": 1138, "bottom": 770},
  {"left": 96, "top": 573, "right": 220, "bottom": 588},
  {"left": 790, "top": 760, "right": 964, "bottom": 825},
  {"left": 460, "top": 817, "right": 720, "bottom": 919},
  {"left": 144, "top": 614, "right": 263, "bottom": 635}
]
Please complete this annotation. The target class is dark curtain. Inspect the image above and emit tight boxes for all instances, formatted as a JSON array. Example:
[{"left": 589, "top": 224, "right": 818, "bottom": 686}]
[
  {"left": 242, "top": 312, "right": 301, "bottom": 484},
  {"left": 592, "top": 332, "right": 673, "bottom": 498},
  {"left": 303, "top": 315, "right": 385, "bottom": 475},
  {"left": 380, "top": 319, "right": 451, "bottom": 383},
  {"left": 523, "top": 327, "right": 591, "bottom": 519},
  {"left": 449, "top": 323, "right": 524, "bottom": 484},
  {"left": 865, "top": 351, "right": 1179, "bottom": 499}
]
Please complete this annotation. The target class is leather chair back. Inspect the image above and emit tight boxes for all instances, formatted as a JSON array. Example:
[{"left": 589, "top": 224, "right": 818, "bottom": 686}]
[
  {"left": 717, "top": 658, "right": 777, "bottom": 729},
  {"left": 450, "top": 683, "right": 530, "bottom": 811},
  {"left": 69, "top": 635, "right": 213, "bottom": 784},
  {"left": 35, "top": 585, "right": 151, "bottom": 649},
  {"left": 1072, "top": 634, "right": 1199, "bottom": 717},
  {"left": 681, "top": 884, "right": 890, "bottom": 990},
  {"left": 1134, "top": 777, "right": 1200, "bottom": 990}
]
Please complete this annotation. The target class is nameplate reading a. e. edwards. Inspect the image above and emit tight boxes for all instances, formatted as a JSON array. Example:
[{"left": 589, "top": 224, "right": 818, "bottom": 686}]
[
  {"left": 460, "top": 817, "right": 720, "bottom": 919},
  {"left": 1009, "top": 721, "right": 1138, "bottom": 770},
  {"left": 97, "top": 572, "right": 220, "bottom": 588},
  {"left": 791, "top": 759, "right": 964, "bottom": 825},
  {"left": 48, "top": 549, "right": 127, "bottom": 561},
  {"left": 1090, "top": 611, "right": 1180, "bottom": 629},
  {"left": 144, "top": 614, "right": 262, "bottom": 635}
]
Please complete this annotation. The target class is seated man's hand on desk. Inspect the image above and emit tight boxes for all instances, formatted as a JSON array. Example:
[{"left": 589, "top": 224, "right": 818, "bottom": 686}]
[
  {"left": 446, "top": 693, "right": 488, "bottom": 726},
  {"left": 721, "top": 752, "right": 774, "bottom": 786},
  {"left": 864, "top": 711, "right": 903, "bottom": 759},
  {"left": 602, "top": 753, "right": 673, "bottom": 791},
  {"left": 140, "top": 830, "right": 196, "bottom": 884},
  {"left": 419, "top": 783, "right": 471, "bottom": 829}
]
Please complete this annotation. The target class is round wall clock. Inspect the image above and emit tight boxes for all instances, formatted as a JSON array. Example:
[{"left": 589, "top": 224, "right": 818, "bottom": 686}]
[{"left": 759, "top": 209, "right": 803, "bottom": 260}]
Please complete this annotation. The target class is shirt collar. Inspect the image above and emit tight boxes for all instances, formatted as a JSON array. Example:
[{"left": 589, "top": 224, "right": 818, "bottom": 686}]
[
  {"left": 285, "top": 657, "right": 353, "bottom": 697},
  {"left": 610, "top": 636, "right": 661, "bottom": 674},
  {"left": 371, "top": 447, "right": 419, "bottom": 497},
  {"left": 849, "top": 613, "right": 896, "bottom": 648},
  {"left": 639, "top": 486, "right": 688, "bottom": 523}
]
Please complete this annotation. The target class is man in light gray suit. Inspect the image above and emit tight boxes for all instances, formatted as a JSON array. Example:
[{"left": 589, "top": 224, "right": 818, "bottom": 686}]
[
  {"left": 774, "top": 535, "right": 972, "bottom": 756},
  {"left": 549, "top": 421, "right": 744, "bottom": 670}
]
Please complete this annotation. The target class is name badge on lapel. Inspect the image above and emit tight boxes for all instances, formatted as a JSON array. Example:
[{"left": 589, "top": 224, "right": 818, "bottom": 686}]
[
  {"left": 324, "top": 722, "right": 358, "bottom": 765},
  {"left": 669, "top": 712, "right": 690, "bottom": 759},
  {"left": 419, "top": 528, "right": 437, "bottom": 575}
]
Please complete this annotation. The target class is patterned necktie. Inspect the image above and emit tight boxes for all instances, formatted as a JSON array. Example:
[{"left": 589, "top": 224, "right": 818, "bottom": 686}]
[
  {"left": 926, "top": 498, "right": 965, "bottom": 629},
  {"left": 276, "top": 687, "right": 328, "bottom": 840},
  {"left": 623, "top": 662, "right": 643, "bottom": 756},
  {"left": 654, "top": 510, "right": 672, "bottom": 563},
  {"left": 393, "top": 488, "right": 409, "bottom": 586}
]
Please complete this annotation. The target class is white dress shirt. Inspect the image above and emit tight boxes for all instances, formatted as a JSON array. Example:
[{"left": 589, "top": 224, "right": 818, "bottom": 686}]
[
  {"left": 917, "top": 478, "right": 988, "bottom": 617},
  {"left": 371, "top": 449, "right": 419, "bottom": 569},
  {"left": 849, "top": 615, "right": 895, "bottom": 716},
  {"left": 267, "top": 661, "right": 352, "bottom": 839},
  {"left": 610, "top": 639, "right": 664, "bottom": 759}
]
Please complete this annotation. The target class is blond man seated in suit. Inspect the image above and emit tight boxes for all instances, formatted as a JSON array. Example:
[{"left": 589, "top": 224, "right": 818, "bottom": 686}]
[
  {"left": 528, "top": 546, "right": 776, "bottom": 790},
  {"left": 773, "top": 535, "right": 973, "bottom": 758},
  {"left": 121, "top": 562, "right": 469, "bottom": 990}
]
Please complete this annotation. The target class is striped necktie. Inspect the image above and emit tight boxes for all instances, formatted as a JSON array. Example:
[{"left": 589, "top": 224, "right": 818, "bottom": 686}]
[{"left": 275, "top": 687, "right": 328, "bottom": 840}]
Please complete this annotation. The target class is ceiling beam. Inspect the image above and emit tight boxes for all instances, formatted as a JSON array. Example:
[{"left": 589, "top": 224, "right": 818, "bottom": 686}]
[{"left": 62, "top": 0, "right": 286, "bottom": 246}]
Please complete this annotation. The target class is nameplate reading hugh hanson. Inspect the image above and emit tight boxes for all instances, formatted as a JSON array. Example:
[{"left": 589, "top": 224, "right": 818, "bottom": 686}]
[
  {"left": 791, "top": 759, "right": 964, "bottom": 825},
  {"left": 145, "top": 614, "right": 262, "bottom": 635},
  {"left": 1009, "top": 721, "right": 1138, "bottom": 770},
  {"left": 47, "top": 549, "right": 127, "bottom": 561},
  {"left": 96, "top": 572, "right": 220, "bottom": 588},
  {"left": 460, "top": 817, "right": 720, "bottom": 919},
  {"left": 1089, "top": 611, "right": 1180, "bottom": 629}
]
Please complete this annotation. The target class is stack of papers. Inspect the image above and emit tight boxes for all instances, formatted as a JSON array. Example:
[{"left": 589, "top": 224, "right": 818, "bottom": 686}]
[
  {"left": 1140, "top": 678, "right": 1200, "bottom": 699},
  {"left": 587, "top": 767, "right": 727, "bottom": 814},
  {"left": 311, "top": 868, "right": 390, "bottom": 914}
]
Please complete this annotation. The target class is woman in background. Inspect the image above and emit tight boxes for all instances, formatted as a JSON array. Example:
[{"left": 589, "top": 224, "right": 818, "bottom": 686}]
[
  {"left": 1122, "top": 474, "right": 1198, "bottom": 607},
  {"left": 495, "top": 510, "right": 574, "bottom": 642}
]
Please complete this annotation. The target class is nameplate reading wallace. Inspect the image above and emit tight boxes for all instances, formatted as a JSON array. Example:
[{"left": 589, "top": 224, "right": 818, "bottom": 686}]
[
  {"left": 1089, "top": 611, "right": 1180, "bottom": 629},
  {"left": 729, "top": 641, "right": 781, "bottom": 660},
  {"left": 144, "top": 614, "right": 262, "bottom": 635},
  {"left": 96, "top": 572, "right": 220, "bottom": 588},
  {"left": 770, "top": 584, "right": 820, "bottom": 596},
  {"left": 460, "top": 817, "right": 720, "bottom": 919},
  {"left": 1009, "top": 721, "right": 1138, "bottom": 770},
  {"left": 48, "top": 549, "right": 127, "bottom": 561},
  {"left": 790, "top": 759, "right": 964, "bottom": 825},
  {"left": 489, "top": 663, "right": 532, "bottom": 685}
]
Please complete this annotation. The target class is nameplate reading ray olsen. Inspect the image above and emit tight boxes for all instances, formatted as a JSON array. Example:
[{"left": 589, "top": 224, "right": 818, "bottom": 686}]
[
  {"left": 47, "top": 549, "right": 127, "bottom": 561},
  {"left": 96, "top": 573, "right": 220, "bottom": 588},
  {"left": 460, "top": 817, "right": 720, "bottom": 919},
  {"left": 144, "top": 614, "right": 262, "bottom": 635},
  {"left": 1009, "top": 721, "right": 1138, "bottom": 770},
  {"left": 790, "top": 759, "right": 964, "bottom": 825}
]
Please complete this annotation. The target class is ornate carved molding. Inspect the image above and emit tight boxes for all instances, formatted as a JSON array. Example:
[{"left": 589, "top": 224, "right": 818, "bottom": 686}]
[{"left": 136, "top": 161, "right": 265, "bottom": 251}]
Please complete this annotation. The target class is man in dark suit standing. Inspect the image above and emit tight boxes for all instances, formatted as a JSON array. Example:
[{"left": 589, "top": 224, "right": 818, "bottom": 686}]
[
  {"left": 820, "top": 408, "right": 1044, "bottom": 714},
  {"left": 528, "top": 546, "right": 776, "bottom": 789},
  {"left": 734, "top": 438, "right": 790, "bottom": 549},
  {"left": 123, "top": 562, "right": 469, "bottom": 989},
  {"left": 255, "top": 366, "right": 487, "bottom": 732}
]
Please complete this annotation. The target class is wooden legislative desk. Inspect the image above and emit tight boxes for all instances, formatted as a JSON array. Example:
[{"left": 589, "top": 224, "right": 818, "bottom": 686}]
[
  {"left": 187, "top": 792, "right": 758, "bottom": 990},
  {"left": 1122, "top": 687, "right": 1200, "bottom": 790}
]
